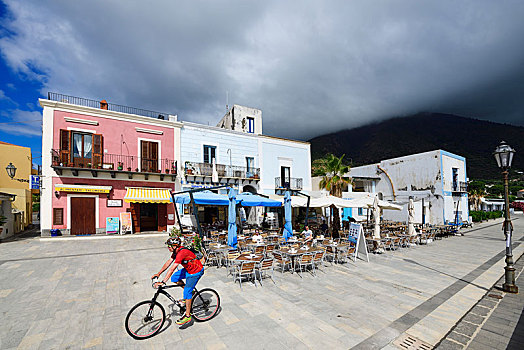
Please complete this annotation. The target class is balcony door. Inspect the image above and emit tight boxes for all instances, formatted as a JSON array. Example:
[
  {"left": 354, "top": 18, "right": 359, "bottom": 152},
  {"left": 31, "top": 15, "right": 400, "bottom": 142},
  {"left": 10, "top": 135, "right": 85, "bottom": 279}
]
[
  {"left": 281, "top": 166, "right": 290, "bottom": 188},
  {"left": 141, "top": 141, "right": 158, "bottom": 173},
  {"left": 72, "top": 132, "right": 93, "bottom": 167}
]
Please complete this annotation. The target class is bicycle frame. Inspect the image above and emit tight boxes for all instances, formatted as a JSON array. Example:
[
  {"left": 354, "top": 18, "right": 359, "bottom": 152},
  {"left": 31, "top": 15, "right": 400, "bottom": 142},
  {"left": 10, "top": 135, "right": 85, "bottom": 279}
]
[{"left": 149, "top": 284, "right": 204, "bottom": 315}]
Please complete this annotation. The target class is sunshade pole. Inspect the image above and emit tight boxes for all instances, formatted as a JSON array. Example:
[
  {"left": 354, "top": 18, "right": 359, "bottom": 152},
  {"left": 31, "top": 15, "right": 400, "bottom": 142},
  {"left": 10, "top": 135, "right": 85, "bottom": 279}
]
[
  {"left": 235, "top": 203, "right": 243, "bottom": 236},
  {"left": 189, "top": 191, "right": 203, "bottom": 238},
  {"left": 294, "top": 190, "right": 311, "bottom": 227},
  {"left": 170, "top": 192, "right": 184, "bottom": 235}
]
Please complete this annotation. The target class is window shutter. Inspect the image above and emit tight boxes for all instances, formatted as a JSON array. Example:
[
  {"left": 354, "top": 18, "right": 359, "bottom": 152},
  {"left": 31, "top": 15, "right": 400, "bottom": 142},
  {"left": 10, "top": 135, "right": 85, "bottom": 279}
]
[
  {"left": 92, "top": 134, "right": 103, "bottom": 168},
  {"left": 59, "top": 129, "right": 71, "bottom": 165}
]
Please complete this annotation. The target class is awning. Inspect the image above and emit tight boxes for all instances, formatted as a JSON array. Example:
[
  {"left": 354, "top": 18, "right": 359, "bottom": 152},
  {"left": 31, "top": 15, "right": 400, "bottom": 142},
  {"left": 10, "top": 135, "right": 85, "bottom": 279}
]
[
  {"left": 236, "top": 192, "right": 282, "bottom": 207},
  {"left": 124, "top": 187, "right": 173, "bottom": 203},
  {"left": 173, "top": 190, "right": 229, "bottom": 206},
  {"left": 55, "top": 184, "right": 112, "bottom": 193}
]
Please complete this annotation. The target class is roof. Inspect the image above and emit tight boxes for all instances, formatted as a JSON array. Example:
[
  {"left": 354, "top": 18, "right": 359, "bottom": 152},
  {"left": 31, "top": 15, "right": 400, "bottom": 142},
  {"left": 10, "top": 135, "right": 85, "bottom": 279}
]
[{"left": 0, "top": 141, "right": 28, "bottom": 148}]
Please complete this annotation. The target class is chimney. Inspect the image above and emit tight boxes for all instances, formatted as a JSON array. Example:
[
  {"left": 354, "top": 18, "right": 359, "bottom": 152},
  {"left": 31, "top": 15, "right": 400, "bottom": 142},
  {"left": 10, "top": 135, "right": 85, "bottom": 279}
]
[{"left": 100, "top": 99, "right": 108, "bottom": 110}]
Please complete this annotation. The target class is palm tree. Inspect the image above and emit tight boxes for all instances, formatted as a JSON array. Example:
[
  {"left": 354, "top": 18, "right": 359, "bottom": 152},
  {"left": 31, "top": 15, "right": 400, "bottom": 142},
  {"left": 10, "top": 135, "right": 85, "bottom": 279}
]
[{"left": 316, "top": 154, "right": 352, "bottom": 237}]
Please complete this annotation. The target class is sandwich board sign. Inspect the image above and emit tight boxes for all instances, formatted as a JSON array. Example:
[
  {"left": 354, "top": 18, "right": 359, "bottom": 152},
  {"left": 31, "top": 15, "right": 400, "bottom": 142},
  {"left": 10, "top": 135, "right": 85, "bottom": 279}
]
[
  {"left": 119, "top": 212, "right": 133, "bottom": 235},
  {"left": 348, "top": 223, "right": 369, "bottom": 262},
  {"left": 106, "top": 217, "right": 119, "bottom": 234}
]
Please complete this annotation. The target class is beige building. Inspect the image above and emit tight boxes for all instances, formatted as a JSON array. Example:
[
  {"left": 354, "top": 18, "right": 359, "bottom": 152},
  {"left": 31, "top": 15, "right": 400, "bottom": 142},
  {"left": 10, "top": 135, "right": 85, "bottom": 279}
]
[{"left": 0, "top": 141, "right": 33, "bottom": 232}]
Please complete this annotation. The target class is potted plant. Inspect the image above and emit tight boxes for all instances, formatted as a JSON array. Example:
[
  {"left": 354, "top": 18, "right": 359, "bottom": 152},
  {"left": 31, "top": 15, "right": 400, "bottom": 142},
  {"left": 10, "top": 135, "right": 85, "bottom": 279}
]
[
  {"left": 117, "top": 162, "right": 124, "bottom": 171},
  {"left": 171, "top": 162, "right": 176, "bottom": 173},
  {"left": 127, "top": 167, "right": 132, "bottom": 171},
  {"left": 185, "top": 161, "right": 194, "bottom": 175},
  {"left": 135, "top": 168, "right": 139, "bottom": 172},
  {"left": 87, "top": 162, "right": 92, "bottom": 168},
  {"left": 166, "top": 169, "right": 170, "bottom": 174}
]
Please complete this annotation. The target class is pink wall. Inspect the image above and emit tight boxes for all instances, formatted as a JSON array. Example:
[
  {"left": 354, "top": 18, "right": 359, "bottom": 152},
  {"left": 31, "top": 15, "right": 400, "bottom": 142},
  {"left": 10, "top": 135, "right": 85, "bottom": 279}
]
[
  {"left": 51, "top": 177, "right": 176, "bottom": 229},
  {"left": 53, "top": 110, "right": 175, "bottom": 160}
]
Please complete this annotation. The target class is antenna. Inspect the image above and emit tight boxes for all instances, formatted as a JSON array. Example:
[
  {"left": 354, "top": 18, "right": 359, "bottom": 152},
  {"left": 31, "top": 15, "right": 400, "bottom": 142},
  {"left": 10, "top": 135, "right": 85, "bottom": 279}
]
[{"left": 226, "top": 91, "right": 229, "bottom": 112}]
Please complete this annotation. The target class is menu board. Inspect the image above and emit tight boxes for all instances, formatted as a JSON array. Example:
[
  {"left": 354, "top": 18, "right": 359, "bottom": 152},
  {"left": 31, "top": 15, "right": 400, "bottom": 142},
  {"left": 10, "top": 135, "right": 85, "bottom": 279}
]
[
  {"left": 120, "top": 212, "right": 133, "bottom": 235},
  {"left": 106, "top": 217, "right": 119, "bottom": 234},
  {"left": 349, "top": 223, "right": 369, "bottom": 262}
]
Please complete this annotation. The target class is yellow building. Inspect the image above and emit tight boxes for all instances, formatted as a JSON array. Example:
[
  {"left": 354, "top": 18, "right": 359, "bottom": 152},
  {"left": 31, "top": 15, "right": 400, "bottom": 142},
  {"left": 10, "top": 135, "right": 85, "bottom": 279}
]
[{"left": 0, "top": 141, "right": 33, "bottom": 232}]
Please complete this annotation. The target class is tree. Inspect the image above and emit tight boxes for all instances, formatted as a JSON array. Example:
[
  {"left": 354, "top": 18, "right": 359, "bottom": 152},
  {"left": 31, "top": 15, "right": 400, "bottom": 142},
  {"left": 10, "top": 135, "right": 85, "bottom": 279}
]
[{"left": 316, "top": 154, "right": 352, "bottom": 237}]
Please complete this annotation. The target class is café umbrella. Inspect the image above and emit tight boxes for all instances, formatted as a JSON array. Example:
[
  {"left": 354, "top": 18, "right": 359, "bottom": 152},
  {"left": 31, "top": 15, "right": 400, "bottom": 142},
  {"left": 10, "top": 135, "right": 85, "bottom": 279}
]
[
  {"left": 283, "top": 190, "right": 293, "bottom": 241},
  {"left": 227, "top": 188, "right": 238, "bottom": 248}
]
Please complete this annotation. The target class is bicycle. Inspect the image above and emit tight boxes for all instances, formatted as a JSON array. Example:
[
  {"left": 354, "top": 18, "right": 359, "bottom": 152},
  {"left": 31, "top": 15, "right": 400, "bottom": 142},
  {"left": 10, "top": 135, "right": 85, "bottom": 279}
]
[{"left": 125, "top": 278, "right": 220, "bottom": 339}]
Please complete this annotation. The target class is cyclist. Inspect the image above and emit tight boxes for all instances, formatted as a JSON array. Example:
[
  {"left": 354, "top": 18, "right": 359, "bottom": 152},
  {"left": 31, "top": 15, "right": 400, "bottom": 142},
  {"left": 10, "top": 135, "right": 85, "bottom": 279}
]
[{"left": 152, "top": 237, "right": 204, "bottom": 325}]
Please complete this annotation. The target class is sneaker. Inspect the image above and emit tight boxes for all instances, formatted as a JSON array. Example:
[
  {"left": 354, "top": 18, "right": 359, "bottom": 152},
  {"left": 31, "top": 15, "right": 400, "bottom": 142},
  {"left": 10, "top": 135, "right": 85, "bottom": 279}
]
[{"left": 176, "top": 314, "right": 191, "bottom": 325}]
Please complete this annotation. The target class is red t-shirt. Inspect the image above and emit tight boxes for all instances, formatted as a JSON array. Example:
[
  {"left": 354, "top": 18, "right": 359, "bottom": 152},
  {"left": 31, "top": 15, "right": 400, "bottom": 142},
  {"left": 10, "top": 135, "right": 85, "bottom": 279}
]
[{"left": 172, "top": 248, "right": 203, "bottom": 274}]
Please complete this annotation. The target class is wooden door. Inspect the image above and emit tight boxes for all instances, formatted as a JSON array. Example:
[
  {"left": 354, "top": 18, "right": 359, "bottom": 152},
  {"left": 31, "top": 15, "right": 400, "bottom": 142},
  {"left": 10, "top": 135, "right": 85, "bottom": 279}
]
[
  {"left": 71, "top": 197, "right": 95, "bottom": 235},
  {"left": 129, "top": 203, "right": 140, "bottom": 233},
  {"left": 141, "top": 141, "right": 158, "bottom": 172},
  {"left": 158, "top": 204, "right": 167, "bottom": 232}
]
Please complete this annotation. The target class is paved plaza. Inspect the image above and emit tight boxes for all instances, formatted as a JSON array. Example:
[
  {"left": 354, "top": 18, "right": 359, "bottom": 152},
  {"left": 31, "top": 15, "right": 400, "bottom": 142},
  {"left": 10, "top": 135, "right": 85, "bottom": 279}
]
[{"left": 1, "top": 215, "right": 523, "bottom": 349}]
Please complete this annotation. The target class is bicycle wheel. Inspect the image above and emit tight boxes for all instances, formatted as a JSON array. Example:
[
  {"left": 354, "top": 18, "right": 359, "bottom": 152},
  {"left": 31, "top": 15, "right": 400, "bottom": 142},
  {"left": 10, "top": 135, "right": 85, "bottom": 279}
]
[
  {"left": 125, "top": 300, "right": 166, "bottom": 339},
  {"left": 191, "top": 288, "right": 220, "bottom": 322}
]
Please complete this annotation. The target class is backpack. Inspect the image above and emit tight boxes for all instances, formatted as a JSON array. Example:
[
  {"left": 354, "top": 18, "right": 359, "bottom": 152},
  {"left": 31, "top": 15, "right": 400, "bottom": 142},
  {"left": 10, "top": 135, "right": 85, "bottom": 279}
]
[{"left": 177, "top": 247, "right": 206, "bottom": 265}]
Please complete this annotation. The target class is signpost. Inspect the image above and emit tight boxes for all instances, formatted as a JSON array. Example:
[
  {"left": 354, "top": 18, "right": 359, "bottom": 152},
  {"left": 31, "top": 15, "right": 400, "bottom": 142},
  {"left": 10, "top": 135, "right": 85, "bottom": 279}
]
[
  {"left": 106, "top": 217, "right": 119, "bottom": 234},
  {"left": 119, "top": 212, "right": 133, "bottom": 235},
  {"left": 30, "top": 175, "right": 40, "bottom": 190},
  {"left": 348, "top": 223, "right": 369, "bottom": 262}
]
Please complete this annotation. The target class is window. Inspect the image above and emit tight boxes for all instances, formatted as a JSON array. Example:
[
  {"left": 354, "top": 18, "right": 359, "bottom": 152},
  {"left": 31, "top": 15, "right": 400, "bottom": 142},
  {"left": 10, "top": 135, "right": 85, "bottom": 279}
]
[
  {"left": 358, "top": 208, "right": 363, "bottom": 216},
  {"left": 59, "top": 130, "right": 103, "bottom": 168},
  {"left": 203, "top": 145, "right": 216, "bottom": 164},
  {"left": 246, "top": 157, "right": 254, "bottom": 177},
  {"left": 247, "top": 117, "right": 255, "bottom": 133},
  {"left": 53, "top": 208, "right": 64, "bottom": 225},
  {"left": 452, "top": 168, "right": 458, "bottom": 191},
  {"left": 141, "top": 140, "right": 158, "bottom": 172}
]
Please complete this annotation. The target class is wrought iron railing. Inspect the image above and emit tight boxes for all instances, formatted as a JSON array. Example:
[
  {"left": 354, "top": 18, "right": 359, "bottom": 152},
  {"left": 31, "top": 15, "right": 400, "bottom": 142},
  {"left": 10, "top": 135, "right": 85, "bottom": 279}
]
[
  {"left": 453, "top": 181, "right": 468, "bottom": 192},
  {"left": 184, "top": 161, "right": 260, "bottom": 179},
  {"left": 47, "top": 92, "right": 173, "bottom": 120},
  {"left": 275, "top": 177, "right": 303, "bottom": 190},
  {"left": 51, "top": 149, "right": 177, "bottom": 174}
]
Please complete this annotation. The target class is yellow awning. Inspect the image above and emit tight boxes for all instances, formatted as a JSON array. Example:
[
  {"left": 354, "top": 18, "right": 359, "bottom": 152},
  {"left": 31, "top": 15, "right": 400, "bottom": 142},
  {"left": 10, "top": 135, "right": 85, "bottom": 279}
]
[
  {"left": 55, "top": 184, "right": 112, "bottom": 193},
  {"left": 124, "top": 187, "right": 173, "bottom": 203}
]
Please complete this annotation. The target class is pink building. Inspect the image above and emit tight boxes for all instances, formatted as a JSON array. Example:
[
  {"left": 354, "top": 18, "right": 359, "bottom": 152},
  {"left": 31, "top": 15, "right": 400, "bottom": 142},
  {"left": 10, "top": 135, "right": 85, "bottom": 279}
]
[{"left": 40, "top": 93, "right": 182, "bottom": 236}]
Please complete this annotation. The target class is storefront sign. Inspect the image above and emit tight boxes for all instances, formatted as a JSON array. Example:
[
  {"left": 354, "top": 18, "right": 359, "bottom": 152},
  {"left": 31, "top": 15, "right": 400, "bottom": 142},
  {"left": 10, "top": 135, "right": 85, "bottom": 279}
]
[
  {"left": 168, "top": 214, "right": 174, "bottom": 220},
  {"left": 106, "top": 217, "right": 119, "bottom": 234},
  {"left": 120, "top": 212, "right": 133, "bottom": 235},
  {"left": 55, "top": 184, "right": 112, "bottom": 193},
  {"left": 107, "top": 199, "right": 122, "bottom": 207}
]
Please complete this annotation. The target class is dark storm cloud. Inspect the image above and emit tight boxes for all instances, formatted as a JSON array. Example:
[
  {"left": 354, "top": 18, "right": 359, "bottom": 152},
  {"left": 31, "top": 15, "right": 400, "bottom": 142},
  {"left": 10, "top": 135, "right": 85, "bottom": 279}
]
[{"left": 1, "top": 0, "right": 523, "bottom": 140}]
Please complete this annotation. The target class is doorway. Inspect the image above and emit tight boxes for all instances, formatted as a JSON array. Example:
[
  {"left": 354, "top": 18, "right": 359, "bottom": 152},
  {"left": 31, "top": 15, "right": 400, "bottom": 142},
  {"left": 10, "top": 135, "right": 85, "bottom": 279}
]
[
  {"left": 71, "top": 197, "right": 95, "bottom": 235},
  {"left": 140, "top": 203, "right": 158, "bottom": 231}
]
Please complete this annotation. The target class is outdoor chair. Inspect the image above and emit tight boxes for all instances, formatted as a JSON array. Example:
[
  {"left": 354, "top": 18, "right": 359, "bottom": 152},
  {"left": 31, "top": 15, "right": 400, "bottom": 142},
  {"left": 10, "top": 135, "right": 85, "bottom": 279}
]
[
  {"left": 233, "top": 261, "right": 257, "bottom": 290},
  {"left": 312, "top": 250, "right": 325, "bottom": 274},
  {"left": 391, "top": 237, "right": 401, "bottom": 250},
  {"left": 419, "top": 232, "right": 429, "bottom": 244},
  {"left": 324, "top": 246, "right": 336, "bottom": 264},
  {"left": 297, "top": 253, "right": 315, "bottom": 277},
  {"left": 265, "top": 244, "right": 276, "bottom": 257},
  {"left": 272, "top": 251, "right": 291, "bottom": 274},
  {"left": 255, "top": 258, "right": 275, "bottom": 285},
  {"left": 205, "top": 250, "right": 221, "bottom": 268},
  {"left": 254, "top": 245, "right": 266, "bottom": 255},
  {"left": 225, "top": 251, "right": 241, "bottom": 276}
]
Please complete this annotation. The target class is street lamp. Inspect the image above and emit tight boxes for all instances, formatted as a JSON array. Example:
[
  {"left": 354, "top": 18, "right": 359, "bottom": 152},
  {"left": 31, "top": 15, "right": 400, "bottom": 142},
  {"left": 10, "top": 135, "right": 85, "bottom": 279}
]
[
  {"left": 493, "top": 141, "right": 518, "bottom": 293},
  {"left": 5, "top": 162, "right": 30, "bottom": 183},
  {"left": 6, "top": 162, "right": 16, "bottom": 179}
]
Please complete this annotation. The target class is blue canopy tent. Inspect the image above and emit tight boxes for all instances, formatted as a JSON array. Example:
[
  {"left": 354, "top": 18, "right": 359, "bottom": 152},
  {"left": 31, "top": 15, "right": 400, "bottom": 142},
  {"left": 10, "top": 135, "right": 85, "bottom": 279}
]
[
  {"left": 283, "top": 190, "right": 293, "bottom": 241},
  {"left": 172, "top": 190, "right": 230, "bottom": 206},
  {"left": 227, "top": 188, "right": 238, "bottom": 248},
  {"left": 236, "top": 192, "right": 282, "bottom": 207}
]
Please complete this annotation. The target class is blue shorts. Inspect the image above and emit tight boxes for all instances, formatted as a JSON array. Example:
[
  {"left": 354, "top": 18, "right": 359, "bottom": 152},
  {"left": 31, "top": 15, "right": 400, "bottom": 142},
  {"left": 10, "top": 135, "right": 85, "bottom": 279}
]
[{"left": 171, "top": 267, "right": 204, "bottom": 299}]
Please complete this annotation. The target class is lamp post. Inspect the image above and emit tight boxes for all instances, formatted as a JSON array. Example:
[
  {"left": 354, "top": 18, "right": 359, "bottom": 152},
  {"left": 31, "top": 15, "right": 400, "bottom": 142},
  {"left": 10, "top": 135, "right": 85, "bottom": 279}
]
[
  {"left": 5, "top": 162, "right": 30, "bottom": 183},
  {"left": 493, "top": 141, "right": 518, "bottom": 293}
]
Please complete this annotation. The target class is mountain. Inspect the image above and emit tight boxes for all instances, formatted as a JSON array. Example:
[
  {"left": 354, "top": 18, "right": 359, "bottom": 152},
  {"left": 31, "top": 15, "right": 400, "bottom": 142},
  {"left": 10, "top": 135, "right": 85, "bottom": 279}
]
[{"left": 309, "top": 113, "right": 524, "bottom": 180}]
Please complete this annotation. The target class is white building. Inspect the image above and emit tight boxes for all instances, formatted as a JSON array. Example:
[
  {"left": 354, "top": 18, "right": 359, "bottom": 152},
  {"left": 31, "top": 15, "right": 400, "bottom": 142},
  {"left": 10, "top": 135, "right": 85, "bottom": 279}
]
[
  {"left": 349, "top": 150, "right": 469, "bottom": 225},
  {"left": 179, "top": 105, "right": 311, "bottom": 225}
]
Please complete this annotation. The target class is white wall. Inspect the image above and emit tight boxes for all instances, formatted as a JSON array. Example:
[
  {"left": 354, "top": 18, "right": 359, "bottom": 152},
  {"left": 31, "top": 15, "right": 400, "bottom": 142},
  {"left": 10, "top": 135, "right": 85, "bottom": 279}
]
[{"left": 259, "top": 136, "right": 311, "bottom": 196}]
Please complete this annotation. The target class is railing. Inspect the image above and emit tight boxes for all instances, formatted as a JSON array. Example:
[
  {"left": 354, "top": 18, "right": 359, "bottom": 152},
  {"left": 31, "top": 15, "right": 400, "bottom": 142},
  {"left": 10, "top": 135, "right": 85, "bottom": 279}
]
[
  {"left": 452, "top": 181, "right": 468, "bottom": 192},
  {"left": 47, "top": 92, "right": 173, "bottom": 120},
  {"left": 51, "top": 149, "right": 177, "bottom": 175},
  {"left": 275, "top": 177, "right": 303, "bottom": 190},
  {"left": 184, "top": 161, "right": 260, "bottom": 179}
]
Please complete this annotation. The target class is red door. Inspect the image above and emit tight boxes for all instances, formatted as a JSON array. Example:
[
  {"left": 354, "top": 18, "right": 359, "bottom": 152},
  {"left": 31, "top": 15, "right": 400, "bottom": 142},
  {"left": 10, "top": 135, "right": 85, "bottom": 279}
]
[{"left": 71, "top": 197, "right": 96, "bottom": 235}]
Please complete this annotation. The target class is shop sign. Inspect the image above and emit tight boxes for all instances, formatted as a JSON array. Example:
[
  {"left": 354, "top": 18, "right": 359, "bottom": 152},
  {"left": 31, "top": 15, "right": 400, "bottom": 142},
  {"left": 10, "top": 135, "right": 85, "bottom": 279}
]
[
  {"left": 120, "top": 212, "right": 133, "bottom": 234},
  {"left": 107, "top": 199, "right": 123, "bottom": 207},
  {"left": 106, "top": 217, "right": 119, "bottom": 234}
]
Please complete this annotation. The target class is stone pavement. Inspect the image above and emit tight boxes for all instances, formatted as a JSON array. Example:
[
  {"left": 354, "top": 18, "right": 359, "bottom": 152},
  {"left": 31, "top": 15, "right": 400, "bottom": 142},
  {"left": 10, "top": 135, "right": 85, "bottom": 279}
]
[
  {"left": 436, "top": 249, "right": 524, "bottom": 349},
  {"left": 0, "top": 215, "right": 522, "bottom": 349}
]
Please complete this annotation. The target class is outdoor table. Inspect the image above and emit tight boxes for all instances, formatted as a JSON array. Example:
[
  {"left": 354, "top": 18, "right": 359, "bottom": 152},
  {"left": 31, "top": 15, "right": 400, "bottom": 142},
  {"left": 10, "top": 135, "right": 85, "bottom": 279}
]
[
  {"left": 235, "top": 253, "right": 264, "bottom": 263},
  {"left": 208, "top": 244, "right": 231, "bottom": 266},
  {"left": 280, "top": 246, "right": 316, "bottom": 273},
  {"left": 322, "top": 243, "right": 350, "bottom": 263}
]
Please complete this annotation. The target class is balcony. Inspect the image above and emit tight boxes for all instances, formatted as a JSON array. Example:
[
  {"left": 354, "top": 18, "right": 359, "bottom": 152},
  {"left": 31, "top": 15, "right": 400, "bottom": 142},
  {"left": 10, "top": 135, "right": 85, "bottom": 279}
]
[
  {"left": 51, "top": 149, "right": 177, "bottom": 181},
  {"left": 48, "top": 92, "right": 173, "bottom": 120},
  {"left": 452, "top": 181, "right": 468, "bottom": 193},
  {"left": 275, "top": 177, "right": 303, "bottom": 191},
  {"left": 184, "top": 161, "right": 260, "bottom": 183}
]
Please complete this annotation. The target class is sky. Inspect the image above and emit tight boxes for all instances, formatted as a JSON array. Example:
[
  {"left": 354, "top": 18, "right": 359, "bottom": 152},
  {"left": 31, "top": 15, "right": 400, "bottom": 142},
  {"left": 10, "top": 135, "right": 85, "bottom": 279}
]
[{"left": 1, "top": 0, "right": 524, "bottom": 166}]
